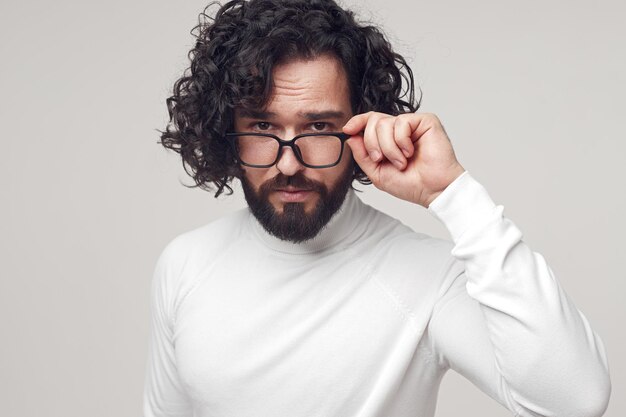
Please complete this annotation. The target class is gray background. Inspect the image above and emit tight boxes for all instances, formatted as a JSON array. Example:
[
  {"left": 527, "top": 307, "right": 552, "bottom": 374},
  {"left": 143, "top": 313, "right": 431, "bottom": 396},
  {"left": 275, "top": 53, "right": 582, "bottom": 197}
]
[{"left": 1, "top": 0, "right": 624, "bottom": 415}]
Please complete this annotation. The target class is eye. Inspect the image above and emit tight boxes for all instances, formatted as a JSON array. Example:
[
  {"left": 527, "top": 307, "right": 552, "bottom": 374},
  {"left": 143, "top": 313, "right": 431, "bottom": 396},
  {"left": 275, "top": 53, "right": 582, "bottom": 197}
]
[
  {"left": 312, "top": 122, "right": 328, "bottom": 131},
  {"left": 254, "top": 122, "right": 271, "bottom": 130}
]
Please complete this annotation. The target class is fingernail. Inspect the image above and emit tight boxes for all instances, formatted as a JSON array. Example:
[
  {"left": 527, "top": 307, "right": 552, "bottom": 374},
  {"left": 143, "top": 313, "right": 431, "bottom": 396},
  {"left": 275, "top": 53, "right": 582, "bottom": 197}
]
[
  {"left": 402, "top": 148, "right": 411, "bottom": 158},
  {"left": 370, "top": 150, "right": 381, "bottom": 161},
  {"left": 393, "top": 159, "right": 405, "bottom": 169}
]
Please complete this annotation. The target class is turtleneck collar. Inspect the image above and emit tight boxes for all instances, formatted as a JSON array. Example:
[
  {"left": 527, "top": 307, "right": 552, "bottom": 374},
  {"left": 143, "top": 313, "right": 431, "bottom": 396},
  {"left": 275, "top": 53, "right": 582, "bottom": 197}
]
[{"left": 247, "top": 188, "right": 369, "bottom": 254}]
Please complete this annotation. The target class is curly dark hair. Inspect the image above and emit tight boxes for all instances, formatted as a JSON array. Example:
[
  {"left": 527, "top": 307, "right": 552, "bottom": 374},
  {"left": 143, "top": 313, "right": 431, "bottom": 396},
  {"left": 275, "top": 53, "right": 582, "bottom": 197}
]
[{"left": 160, "top": 0, "right": 421, "bottom": 196}]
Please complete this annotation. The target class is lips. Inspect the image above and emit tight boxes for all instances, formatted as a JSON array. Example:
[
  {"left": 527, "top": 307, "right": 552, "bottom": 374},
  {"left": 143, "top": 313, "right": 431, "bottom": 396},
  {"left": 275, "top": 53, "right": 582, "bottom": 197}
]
[{"left": 274, "top": 187, "right": 314, "bottom": 203}]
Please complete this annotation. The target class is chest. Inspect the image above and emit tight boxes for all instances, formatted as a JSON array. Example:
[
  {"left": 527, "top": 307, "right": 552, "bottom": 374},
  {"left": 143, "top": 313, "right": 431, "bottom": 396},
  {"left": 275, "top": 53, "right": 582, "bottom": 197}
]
[{"left": 172, "top": 249, "right": 435, "bottom": 414}]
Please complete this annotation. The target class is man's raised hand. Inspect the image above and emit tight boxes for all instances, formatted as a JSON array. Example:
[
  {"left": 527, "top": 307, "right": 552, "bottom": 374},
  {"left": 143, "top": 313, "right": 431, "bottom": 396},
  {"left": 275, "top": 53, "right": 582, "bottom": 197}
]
[{"left": 343, "top": 112, "right": 466, "bottom": 208}]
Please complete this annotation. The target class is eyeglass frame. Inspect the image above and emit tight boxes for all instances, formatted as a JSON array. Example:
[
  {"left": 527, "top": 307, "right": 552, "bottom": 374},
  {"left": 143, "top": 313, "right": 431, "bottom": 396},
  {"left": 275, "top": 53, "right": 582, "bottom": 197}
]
[{"left": 225, "top": 131, "right": 351, "bottom": 169}]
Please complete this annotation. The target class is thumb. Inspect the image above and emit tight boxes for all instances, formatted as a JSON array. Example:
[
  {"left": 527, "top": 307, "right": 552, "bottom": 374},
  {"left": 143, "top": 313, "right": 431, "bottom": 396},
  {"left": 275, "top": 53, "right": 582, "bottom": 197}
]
[{"left": 346, "top": 135, "right": 378, "bottom": 179}]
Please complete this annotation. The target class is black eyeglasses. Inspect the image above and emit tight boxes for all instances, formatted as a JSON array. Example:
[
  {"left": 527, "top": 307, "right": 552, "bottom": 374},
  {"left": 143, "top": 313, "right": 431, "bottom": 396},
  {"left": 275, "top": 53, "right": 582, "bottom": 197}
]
[{"left": 225, "top": 132, "right": 350, "bottom": 168}]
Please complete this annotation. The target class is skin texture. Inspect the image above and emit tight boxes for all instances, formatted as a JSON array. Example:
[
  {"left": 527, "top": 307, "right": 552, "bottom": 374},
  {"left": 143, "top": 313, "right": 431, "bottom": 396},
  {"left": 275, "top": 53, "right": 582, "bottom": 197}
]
[
  {"left": 235, "top": 54, "right": 466, "bottom": 216},
  {"left": 344, "top": 112, "right": 465, "bottom": 207},
  {"left": 234, "top": 55, "right": 355, "bottom": 216}
]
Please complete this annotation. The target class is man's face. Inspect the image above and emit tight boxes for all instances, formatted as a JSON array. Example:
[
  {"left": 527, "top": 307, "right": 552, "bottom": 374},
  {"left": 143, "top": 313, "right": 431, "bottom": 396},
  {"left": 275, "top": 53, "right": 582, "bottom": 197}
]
[{"left": 234, "top": 55, "right": 354, "bottom": 242}]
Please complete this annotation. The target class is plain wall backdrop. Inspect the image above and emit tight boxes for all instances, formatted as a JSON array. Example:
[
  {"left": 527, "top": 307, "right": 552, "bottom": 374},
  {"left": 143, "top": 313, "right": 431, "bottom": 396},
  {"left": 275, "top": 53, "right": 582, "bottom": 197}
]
[{"left": 1, "top": 0, "right": 624, "bottom": 415}]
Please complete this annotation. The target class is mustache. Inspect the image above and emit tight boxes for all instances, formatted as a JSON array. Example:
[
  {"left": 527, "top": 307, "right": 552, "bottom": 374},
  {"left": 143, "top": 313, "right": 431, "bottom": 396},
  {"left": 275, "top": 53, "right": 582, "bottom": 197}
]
[{"left": 259, "top": 172, "right": 327, "bottom": 195}]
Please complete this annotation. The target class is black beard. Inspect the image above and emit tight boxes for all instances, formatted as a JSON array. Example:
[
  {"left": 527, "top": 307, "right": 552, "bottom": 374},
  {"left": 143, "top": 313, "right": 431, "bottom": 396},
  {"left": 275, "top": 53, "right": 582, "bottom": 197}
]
[{"left": 241, "top": 167, "right": 353, "bottom": 243}]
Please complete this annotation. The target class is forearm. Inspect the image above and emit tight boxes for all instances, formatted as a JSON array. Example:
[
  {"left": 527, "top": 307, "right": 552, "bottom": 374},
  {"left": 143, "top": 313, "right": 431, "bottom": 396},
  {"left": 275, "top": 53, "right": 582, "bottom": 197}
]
[{"left": 429, "top": 172, "right": 611, "bottom": 417}]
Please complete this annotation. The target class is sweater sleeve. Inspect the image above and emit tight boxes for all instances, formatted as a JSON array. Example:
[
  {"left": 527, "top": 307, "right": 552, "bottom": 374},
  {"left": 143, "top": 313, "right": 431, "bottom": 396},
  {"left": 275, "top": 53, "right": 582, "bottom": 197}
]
[
  {"left": 427, "top": 172, "right": 611, "bottom": 417},
  {"left": 143, "top": 242, "right": 194, "bottom": 417}
]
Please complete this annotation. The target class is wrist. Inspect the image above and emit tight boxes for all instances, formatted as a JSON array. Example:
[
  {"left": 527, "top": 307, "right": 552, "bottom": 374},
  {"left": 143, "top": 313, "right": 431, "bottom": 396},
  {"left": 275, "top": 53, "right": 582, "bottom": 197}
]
[
  {"left": 428, "top": 172, "right": 497, "bottom": 242},
  {"left": 423, "top": 164, "right": 466, "bottom": 207}
]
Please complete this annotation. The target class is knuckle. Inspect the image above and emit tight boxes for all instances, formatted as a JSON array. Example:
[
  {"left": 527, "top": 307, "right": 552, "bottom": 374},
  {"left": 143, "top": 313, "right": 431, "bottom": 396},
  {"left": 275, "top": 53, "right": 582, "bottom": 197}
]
[
  {"left": 364, "top": 110, "right": 377, "bottom": 120},
  {"left": 382, "top": 117, "right": 395, "bottom": 127},
  {"left": 393, "top": 118, "right": 409, "bottom": 132},
  {"left": 425, "top": 113, "right": 440, "bottom": 123},
  {"left": 363, "top": 136, "right": 379, "bottom": 151},
  {"left": 396, "top": 135, "right": 411, "bottom": 146},
  {"left": 380, "top": 141, "right": 402, "bottom": 157},
  {"left": 375, "top": 120, "right": 391, "bottom": 135}
]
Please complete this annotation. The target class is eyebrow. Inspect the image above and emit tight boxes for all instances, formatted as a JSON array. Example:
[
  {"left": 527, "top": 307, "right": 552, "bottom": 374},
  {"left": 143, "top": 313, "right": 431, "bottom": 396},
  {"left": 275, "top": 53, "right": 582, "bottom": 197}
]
[{"left": 299, "top": 111, "right": 346, "bottom": 120}]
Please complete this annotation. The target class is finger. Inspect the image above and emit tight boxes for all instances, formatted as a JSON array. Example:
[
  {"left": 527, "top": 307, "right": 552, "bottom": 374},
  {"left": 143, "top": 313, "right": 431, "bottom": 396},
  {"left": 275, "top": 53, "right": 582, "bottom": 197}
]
[
  {"left": 404, "top": 113, "right": 442, "bottom": 143},
  {"left": 394, "top": 115, "right": 415, "bottom": 158},
  {"left": 362, "top": 114, "right": 385, "bottom": 162},
  {"left": 346, "top": 135, "right": 378, "bottom": 179},
  {"left": 343, "top": 112, "right": 374, "bottom": 135},
  {"left": 375, "top": 118, "right": 407, "bottom": 169}
]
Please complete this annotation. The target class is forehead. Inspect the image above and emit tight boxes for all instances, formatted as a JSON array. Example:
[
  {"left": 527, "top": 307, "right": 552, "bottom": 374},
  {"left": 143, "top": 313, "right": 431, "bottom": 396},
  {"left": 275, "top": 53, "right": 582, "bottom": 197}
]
[{"left": 264, "top": 55, "right": 352, "bottom": 115}]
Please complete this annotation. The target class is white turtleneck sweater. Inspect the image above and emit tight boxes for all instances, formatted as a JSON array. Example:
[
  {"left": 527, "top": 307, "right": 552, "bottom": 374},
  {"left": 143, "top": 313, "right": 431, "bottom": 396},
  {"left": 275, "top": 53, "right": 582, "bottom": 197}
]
[{"left": 143, "top": 172, "right": 610, "bottom": 417}]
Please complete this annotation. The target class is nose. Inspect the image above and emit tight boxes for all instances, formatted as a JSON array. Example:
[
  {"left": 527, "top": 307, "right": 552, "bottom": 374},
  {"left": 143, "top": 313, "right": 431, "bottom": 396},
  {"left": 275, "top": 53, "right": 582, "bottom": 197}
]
[{"left": 275, "top": 146, "right": 305, "bottom": 176}]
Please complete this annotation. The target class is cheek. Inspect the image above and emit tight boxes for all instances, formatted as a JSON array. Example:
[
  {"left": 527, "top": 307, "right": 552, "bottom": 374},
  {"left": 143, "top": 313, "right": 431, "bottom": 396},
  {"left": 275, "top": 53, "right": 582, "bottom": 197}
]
[
  {"left": 321, "top": 158, "right": 353, "bottom": 190},
  {"left": 336, "top": 147, "right": 354, "bottom": 176},
  {"left": 341, "top": 145, "right": 353, "bottom": 166},
  {"left": 242, "top": 168, "right": 267, "bottom": 190}
]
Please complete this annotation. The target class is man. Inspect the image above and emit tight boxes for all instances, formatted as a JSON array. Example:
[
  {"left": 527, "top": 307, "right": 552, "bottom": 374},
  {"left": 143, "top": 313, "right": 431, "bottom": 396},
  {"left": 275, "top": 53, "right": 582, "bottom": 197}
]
[{"left": 144, "top": 1, "right": 611, "bottom": 416}]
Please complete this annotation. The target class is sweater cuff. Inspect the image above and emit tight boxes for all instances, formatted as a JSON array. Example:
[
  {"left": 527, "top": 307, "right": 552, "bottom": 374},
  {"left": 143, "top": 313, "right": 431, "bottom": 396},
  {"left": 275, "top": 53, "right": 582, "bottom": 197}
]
[{"left": 427, "top": 171, "right": 498, "bottom": 243}]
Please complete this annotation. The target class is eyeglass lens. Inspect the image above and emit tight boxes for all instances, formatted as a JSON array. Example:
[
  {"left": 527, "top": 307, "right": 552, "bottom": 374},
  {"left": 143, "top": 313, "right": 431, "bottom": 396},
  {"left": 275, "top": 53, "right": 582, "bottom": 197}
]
[{"left": 235, "top": 135, "right": 343, "bottom": 167}]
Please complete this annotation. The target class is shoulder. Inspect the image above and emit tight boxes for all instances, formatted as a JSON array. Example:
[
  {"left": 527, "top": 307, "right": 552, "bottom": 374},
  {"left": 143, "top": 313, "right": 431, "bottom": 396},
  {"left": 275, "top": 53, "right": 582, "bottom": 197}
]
[
  {"left": 160, "top": 208, "right": 249, "bottom": 263},
  {"left": 363, "top": 203, "right": 455, "bottom": 266},
  {"left": 152, "top": 208, "right": 250, "bottom": 293},
  {"left": 360, "top": 205, "right": 463, "bottom": 307},
  {"left": 383, "top": 225, "right": 457, "bottom": 283}
]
